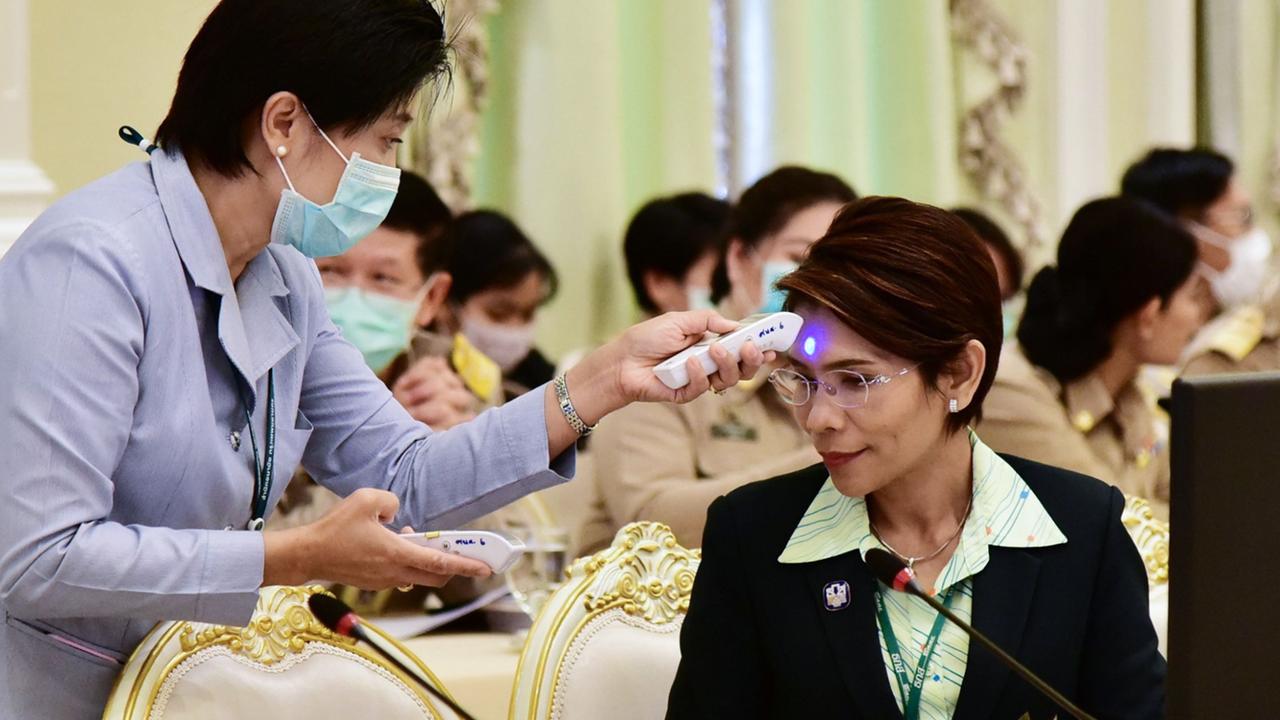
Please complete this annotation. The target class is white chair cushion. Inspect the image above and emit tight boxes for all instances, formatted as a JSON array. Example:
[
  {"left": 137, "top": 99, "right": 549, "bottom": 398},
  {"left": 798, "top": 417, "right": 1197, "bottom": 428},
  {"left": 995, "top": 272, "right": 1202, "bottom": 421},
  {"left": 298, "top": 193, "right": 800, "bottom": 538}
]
[
  {"left": 149, "top": 643, "right": 433, "bottom": 720},
  {"left": 550, "top": 608, "right": 683, "bottom": 720}
]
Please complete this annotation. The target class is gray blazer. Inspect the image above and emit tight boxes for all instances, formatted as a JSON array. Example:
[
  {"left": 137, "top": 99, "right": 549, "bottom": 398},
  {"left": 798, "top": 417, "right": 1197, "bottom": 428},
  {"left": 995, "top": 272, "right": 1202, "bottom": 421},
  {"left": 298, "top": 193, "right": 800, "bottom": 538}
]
[{"left": 0, "top": 150, "right": 573, "bottom": 719}]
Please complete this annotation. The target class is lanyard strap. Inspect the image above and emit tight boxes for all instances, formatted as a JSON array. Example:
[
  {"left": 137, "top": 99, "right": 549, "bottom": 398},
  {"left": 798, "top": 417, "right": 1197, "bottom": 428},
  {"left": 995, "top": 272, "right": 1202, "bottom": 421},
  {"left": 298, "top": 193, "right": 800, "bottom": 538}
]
[
  {"left": 875, "top": 586, "right": 956, "bottom": 720},
  {"left": 239, "top": 369, "right": 276, "bottom": 531}
]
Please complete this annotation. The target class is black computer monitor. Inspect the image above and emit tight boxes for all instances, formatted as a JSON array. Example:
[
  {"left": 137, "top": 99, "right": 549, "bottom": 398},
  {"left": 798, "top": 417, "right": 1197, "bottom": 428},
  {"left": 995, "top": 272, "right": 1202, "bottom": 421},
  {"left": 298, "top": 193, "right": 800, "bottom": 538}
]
[{"left": 1168, "top": 372, "right": 1280, "bottom": 718}]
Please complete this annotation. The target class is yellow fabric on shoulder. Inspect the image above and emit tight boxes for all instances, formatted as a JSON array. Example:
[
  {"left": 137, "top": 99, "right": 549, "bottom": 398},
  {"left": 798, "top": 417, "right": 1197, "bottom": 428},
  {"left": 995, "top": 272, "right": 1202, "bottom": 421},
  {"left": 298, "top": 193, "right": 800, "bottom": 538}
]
[
  {"left": 1190, "top": 305, "right": 1265, "bottom": 363},
  {"left": 451, "top": 332, "right": 503, "bottom": 403}
]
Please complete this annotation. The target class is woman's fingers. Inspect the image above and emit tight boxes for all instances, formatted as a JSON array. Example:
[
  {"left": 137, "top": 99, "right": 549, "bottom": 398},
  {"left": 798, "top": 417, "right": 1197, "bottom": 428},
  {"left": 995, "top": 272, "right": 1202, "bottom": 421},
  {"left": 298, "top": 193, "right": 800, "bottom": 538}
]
[
  {"left": 394, "top": 539, "right": 491, "bottom": 578},
  {"left": 737, "top": 340, "right": 766, "bottom": 381},
  {"left": 679, "top": 354, "right": 713, "bottom": 402},
  {"left": 707, "top": 342, "right": 742, "bottom": 391}
]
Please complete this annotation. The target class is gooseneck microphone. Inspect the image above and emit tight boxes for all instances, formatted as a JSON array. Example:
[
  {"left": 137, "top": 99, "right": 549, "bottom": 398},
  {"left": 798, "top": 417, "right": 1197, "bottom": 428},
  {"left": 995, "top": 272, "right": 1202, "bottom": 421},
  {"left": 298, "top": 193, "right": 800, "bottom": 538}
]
[
  {"left": 864, "top": 548, "right": 1098, "bottom": 720},
  {"left": 308, "top": 594, "right": 477, "bottom": 720}
]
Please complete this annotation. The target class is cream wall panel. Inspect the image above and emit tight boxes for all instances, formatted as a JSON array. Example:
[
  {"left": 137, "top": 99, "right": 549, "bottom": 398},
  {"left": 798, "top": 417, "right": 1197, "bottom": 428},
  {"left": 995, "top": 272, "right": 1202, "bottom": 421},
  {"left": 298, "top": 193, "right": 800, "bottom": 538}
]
[{"left": 30, "top": 0, "right": 218, "bottom": 197}]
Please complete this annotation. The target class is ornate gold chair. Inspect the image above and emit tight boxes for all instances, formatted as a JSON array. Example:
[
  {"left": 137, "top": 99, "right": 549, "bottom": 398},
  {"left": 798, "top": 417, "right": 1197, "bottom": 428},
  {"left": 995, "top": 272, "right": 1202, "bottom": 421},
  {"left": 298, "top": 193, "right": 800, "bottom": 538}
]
[
  {"left": 508, "top": 521, "right": 699, "bottom": 720},
  {"left": 1122, "top": 496, "right": 1171, "bottom": 656},
  {"left": 102, "top": 585, "right": 463, "bottom": 720}
]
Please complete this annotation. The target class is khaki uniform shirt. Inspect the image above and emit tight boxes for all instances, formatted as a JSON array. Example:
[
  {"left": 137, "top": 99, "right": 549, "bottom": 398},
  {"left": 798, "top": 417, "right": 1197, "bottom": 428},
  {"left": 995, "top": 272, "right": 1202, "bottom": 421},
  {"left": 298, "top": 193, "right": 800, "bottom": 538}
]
[
  {"left": 1182, "top": 289, "right": 1280, "bottom": 377},
  {"left": 978, "top": 345, "right": 1169, "bottom": 520},
  {"left": 588, "top": 376, "right": 818, "bottom": 549}
]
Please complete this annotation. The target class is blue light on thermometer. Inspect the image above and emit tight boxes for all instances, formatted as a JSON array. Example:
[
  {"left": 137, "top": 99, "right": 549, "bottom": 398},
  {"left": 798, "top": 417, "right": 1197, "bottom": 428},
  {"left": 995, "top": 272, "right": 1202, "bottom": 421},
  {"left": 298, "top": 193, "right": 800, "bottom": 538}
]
[{"left": 802, "top": 336, "right": 817, "bottom": 358}]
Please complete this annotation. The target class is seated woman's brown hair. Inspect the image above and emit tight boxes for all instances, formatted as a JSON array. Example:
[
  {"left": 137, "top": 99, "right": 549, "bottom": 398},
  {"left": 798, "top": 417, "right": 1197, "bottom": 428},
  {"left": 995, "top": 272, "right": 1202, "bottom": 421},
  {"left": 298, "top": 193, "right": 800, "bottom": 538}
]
[{"left": 779, "top": 196, "right": 1004, "bottom": 432}]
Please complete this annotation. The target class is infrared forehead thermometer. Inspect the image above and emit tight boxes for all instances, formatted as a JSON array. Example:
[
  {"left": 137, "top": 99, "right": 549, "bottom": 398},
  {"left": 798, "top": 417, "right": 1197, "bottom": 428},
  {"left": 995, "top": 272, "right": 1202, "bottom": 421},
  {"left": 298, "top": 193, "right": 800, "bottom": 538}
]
[
  {"left": 653, "top": 312, "right": 805, "bottom": 390},
  {"left": 403, "top": 530, "right": 526, "bottom": 573}
]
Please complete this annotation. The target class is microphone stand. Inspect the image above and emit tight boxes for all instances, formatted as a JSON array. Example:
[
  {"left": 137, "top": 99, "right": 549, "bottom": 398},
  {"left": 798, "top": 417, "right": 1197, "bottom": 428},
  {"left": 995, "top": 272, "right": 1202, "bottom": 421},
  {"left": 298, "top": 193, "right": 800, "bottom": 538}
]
[{"left": 347, "top": 623, "right": 477, "bottom": 720}]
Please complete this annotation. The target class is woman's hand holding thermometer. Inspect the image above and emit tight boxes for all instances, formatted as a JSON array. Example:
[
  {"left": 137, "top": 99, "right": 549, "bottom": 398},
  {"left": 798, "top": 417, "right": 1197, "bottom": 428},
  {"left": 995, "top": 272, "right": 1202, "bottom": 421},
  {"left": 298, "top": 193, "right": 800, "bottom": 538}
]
[{"left": 653, "top": 312, "right": 805, "bottom": 390}]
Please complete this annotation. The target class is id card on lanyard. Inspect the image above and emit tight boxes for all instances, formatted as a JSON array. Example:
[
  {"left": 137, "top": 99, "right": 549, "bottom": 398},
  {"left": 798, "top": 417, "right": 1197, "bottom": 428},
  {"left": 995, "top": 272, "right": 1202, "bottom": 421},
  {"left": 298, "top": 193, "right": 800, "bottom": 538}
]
[
  {"left": 875, "top": 585, "right": 956, "bottom": 720},
  {"left": 238, "top": 369, "right": 276, "bottom": 531}
]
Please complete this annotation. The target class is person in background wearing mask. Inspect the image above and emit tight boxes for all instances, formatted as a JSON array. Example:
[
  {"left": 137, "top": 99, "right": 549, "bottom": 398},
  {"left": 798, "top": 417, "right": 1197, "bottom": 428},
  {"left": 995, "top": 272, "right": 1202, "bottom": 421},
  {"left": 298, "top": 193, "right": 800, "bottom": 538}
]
[
  {"left": 623, "top": 192, "right": 730, "bottom": 316},
  {"left": 587, "top": 167, "right": 857, "bottom": 549},
  {"left": 272, "top": 171, "right": 480, "bottom": 533},
  {"left": 315, "top": 171, "right": 483, "bottom": 430},
  {"left": 1122, "top": 147, "right": 1280, "bottom": 376},
  {"left": 952, "top": 207, "right": 1025, "bottom": 337},
  {"left": 434, "top": 210, "right": 558, "bottom": 399},
  {"left": 712, "top": 167, "right": 857, "bottom": 319},
  {"left": 978, "top": 198, "right": 1207, "bottom": 521}
]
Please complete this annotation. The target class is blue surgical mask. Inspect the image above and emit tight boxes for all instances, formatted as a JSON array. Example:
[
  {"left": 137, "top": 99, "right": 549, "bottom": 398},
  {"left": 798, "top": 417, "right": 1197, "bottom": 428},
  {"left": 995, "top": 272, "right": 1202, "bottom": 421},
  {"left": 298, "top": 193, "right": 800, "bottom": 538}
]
[
  {"left": 325, "top": 287, "right": 419, "bottom": 372},
  {"left": 759, "top": 260, "right": 798, "bottom": 314},
  {"left": 270, "top": 112, "right": 401, "bottom": 258}
]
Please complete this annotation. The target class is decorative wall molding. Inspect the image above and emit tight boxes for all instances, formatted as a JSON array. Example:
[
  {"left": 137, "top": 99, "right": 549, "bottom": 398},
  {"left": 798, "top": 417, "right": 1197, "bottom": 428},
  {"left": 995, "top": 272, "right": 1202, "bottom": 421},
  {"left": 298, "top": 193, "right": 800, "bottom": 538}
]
[
  {"left": 406, "top": 0, "right": 499, "bottom": 212},
  {"left": 951, "top": 0, "right": 1045, "bottom": 251}
]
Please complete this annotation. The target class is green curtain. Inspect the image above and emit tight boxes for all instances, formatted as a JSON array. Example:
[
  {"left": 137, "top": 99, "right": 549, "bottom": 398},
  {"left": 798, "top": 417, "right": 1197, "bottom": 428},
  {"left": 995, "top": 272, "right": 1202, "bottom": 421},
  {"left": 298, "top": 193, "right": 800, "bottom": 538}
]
[
  {"left": 764, "top": 0, "right": 967, "bottom": 205},
  {"left": 472, "top": 0, "right": 719, "bottom": 358}
]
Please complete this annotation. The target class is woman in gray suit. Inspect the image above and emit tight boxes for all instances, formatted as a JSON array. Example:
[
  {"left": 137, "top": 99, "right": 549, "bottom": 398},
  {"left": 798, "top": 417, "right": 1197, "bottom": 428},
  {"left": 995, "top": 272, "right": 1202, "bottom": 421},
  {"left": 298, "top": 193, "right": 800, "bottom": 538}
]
[{"left": 0, "top": 2, "right": 765, "bottom": 718}]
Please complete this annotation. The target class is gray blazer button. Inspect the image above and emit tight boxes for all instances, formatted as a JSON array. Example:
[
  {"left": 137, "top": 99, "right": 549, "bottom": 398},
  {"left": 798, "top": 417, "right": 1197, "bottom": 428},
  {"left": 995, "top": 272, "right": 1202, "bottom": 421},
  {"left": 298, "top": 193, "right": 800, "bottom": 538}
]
[{"left": 229, "top": 431, "right": 241, "bottom": 451}]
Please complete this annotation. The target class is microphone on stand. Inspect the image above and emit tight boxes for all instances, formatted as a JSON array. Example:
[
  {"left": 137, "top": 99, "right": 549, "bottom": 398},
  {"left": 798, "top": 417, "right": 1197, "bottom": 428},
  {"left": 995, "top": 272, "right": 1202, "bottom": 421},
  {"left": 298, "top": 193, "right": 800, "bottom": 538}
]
[
  {"left": 864, "top": 548, "right": 1098, "bottom": 720},
  {"left": 308, "top": 594, "right": 477, "bottom": 720}
]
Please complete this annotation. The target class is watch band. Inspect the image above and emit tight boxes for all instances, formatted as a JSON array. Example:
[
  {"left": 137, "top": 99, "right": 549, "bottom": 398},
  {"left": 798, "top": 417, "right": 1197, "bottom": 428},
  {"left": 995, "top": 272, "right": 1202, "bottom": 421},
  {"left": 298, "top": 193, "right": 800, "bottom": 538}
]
[{"left": 554, "top": 374, "right": 597, "bottom": 437}]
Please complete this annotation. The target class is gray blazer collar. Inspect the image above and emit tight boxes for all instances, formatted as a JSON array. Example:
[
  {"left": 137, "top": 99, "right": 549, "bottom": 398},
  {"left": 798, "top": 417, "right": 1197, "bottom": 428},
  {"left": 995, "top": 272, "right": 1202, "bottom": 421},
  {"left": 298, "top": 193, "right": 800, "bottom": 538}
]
[
  {"left": 151, "top": 149, "right": 297, "bottom": 391},
  {"left": 151, "top": 149, "right": 289, "bottom": 300}
]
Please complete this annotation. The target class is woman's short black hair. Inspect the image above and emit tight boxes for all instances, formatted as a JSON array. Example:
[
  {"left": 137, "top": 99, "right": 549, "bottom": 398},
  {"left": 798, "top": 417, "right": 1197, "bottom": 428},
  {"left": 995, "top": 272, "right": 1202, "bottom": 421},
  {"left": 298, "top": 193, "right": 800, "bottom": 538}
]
[
  {"left": 623, "top": 192, "right": 730, "bottom": 313},
  {"left": 380, "top": 171, "right": 454, "bottom": 277},
  {"left": 951, "top": 207, "right": 1024, "bottom": 297},
  {"left": 711, "top": 166, "right": 857, "bottom": 302},
  {"left": 156, "top": 0, "right": 448, "bottom": 176},
  {"left": 445, "top": 210, "right": 558, "bottom": 305},
  {"left": 1120, "top": 147, "right": 1235, "bottom": 219},
  {"left": 1018, "top": 197, "right": 1198, "bottom": 383}
]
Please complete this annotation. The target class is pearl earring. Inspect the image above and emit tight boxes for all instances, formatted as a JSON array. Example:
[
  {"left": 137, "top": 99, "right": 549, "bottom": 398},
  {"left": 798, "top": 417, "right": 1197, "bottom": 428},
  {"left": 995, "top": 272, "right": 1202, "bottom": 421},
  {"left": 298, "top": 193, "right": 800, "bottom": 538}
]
[
  {"left": 275, "top": 145, "right": 288, "bottom": 158},
  {"left": 949, "top": 398, "right": 959, "bottom": 413}
]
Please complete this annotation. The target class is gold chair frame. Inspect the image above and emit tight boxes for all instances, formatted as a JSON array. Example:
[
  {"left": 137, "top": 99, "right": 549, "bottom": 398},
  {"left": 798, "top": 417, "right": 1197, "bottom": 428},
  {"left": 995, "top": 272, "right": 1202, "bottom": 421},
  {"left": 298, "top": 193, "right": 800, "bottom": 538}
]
[
  {"left": 1122, "top": 495, "right": 1170, "bottom": 587},
  {"left": 507, "top": 521, "right": 700, "bottom": 720},
  {"left": 102, "top": 585, "right": 460, "bottom": 720}
]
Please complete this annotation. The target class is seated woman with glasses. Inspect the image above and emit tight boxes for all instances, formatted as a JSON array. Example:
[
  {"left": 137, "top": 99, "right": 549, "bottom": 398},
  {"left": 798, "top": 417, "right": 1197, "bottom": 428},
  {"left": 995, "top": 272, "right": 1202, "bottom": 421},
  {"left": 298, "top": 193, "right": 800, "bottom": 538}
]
[{"left": 667, "top": 197, "right": 1165, "bottom": 720}]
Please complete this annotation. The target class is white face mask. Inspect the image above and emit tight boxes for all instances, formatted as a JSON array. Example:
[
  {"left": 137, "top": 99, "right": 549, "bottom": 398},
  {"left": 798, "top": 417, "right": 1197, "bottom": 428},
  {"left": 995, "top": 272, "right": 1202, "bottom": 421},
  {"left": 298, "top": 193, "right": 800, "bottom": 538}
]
[
  {"left": 1197, "top": 224, "right": 1273, "bottom": 308},
  {"left": 460, "top": 313, "right": 536, "bottom": 373}
]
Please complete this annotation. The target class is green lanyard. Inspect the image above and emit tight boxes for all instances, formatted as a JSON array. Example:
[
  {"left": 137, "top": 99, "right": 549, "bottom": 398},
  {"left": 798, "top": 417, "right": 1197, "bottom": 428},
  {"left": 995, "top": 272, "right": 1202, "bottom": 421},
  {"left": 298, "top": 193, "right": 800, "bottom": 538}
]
[
  {"left": 237, "top": 369, "right": 276, "bottom": 531},
  {"left": 874, "top": 585, "right": 956, "bottom": 720}
]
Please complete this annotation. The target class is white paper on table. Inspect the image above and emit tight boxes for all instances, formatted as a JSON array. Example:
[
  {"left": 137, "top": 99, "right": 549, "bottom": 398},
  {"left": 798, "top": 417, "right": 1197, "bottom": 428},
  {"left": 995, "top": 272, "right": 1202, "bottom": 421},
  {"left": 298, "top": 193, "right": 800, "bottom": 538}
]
[{"left": 375, "top": 587, "right": 513, "bottom": 639}]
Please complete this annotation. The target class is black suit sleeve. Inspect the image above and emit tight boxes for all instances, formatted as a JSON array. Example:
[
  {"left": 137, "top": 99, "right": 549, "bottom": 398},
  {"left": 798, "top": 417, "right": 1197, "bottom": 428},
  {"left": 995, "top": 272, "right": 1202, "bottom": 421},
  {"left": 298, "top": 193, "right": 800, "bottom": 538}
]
[
  {"left": 1077, "top": 486, "right": 1167, "bottom": 719},
  {"left": 666, "top": 495, "right": 768, "bottom": 719}
]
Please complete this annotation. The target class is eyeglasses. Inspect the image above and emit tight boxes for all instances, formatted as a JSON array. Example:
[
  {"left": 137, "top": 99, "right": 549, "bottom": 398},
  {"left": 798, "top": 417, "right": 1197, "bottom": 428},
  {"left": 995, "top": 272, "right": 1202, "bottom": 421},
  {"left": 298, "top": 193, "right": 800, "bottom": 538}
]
[{"left": 768, "top": 365, "right": 915, "bottom": 409}]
